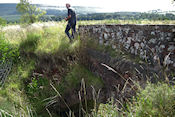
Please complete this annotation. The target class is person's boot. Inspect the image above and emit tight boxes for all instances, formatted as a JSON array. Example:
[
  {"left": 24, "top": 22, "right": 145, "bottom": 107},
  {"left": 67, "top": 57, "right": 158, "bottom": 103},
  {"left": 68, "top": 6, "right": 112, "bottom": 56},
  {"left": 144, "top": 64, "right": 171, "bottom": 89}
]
[
  {"left": 73, "top": 32, "right": 78, "bottom": 39},
  {"left": 69, "top": 39, "right": 73, "bottom": 43},
  {"left": 65, "top": 31, "right": 72, "bottom": 40},
  {"left": 71, "top": 33, "right": 74, "bottom": 39}
]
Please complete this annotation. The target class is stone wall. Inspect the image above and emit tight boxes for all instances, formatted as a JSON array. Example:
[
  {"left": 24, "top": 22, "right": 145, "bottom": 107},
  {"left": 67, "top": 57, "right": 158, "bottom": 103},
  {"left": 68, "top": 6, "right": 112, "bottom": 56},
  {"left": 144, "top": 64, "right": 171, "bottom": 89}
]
[{"left": 79, "top": 25, "right": 175, "bottom": 69}]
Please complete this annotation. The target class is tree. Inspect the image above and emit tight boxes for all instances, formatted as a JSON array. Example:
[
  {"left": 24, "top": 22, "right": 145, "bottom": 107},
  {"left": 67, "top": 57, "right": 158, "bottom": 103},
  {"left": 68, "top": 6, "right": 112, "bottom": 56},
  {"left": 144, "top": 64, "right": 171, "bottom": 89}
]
[{"left": 16, "top": 0, "right": 46, "bottom": 23}]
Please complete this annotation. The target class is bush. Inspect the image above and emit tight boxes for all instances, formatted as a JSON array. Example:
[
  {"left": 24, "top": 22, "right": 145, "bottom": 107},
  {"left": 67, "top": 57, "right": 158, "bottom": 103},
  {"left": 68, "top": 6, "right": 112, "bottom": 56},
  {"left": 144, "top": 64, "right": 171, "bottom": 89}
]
[
  {"left": 92, "top": 98, "right": 120, "bottom": 117},
  {"left": 127, "top": 83, "right": 175, "bottom": 117},
  {"left": 0, "top": 17, "right": 7, "bottom": 26},
  {"left": 0, "top": 32, "right": 19, "bottom": 63}
]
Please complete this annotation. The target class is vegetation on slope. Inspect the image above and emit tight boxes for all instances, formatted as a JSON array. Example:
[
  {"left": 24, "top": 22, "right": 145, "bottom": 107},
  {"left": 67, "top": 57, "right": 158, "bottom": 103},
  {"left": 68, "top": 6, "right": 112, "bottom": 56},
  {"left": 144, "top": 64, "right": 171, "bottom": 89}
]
[
  {"left": 0, "top": 17, "right": 7, "bottom": 26},
  {"left": 0, "top": 20, "right": 174, "bottom": 117},
  {"left": 127, "top": 83, "right": 175, "bottom": 117},
  {"left": 0, "top": 21, "right": 104, "bottom": 116}
]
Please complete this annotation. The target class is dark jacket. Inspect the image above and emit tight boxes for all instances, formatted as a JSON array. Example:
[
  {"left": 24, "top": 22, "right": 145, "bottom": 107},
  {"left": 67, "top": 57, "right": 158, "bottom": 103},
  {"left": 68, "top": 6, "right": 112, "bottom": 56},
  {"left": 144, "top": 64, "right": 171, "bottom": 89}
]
[{"left": 68, "top": 8, "right": 76, "bottom": 24}]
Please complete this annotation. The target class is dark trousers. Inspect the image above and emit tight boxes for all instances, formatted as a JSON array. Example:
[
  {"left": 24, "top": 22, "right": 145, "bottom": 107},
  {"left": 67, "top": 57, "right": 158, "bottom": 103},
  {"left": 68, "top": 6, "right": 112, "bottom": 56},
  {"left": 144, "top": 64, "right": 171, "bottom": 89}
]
[{"left": 65, "top": 23, "right": 76, "bottom": 40}]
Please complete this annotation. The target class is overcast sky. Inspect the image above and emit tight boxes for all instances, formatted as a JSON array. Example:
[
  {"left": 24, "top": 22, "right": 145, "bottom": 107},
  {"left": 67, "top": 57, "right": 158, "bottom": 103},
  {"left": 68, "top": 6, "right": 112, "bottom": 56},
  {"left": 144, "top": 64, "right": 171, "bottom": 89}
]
[{"left": 0, "top": 0, "right": 175, "bottom": 12}]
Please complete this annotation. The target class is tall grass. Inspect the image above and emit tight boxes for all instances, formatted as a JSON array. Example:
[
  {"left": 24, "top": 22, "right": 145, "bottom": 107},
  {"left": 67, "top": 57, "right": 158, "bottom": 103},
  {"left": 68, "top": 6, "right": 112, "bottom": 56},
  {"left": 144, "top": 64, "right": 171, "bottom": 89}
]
[
  {"left": 58, "top": 64, "right": 103, "bottom": 94},
  {"left": 78, "top": 19, "right": 175, "bottom": 25},
  {"left": 0, "top": 21, "right": 94, "bottom": 116},
  {"left": 91, "top": 98, "right": 120, "bottom": 117},
  {"left": 0, "top": 32, "right": 19, "bottom": 63},
  {"left": 127, "top": 82, "right": 175, "bottom": 117},
  {"left": 19, "top": 33, "right": 41, "bottom": 53},
  {"left": 0, "top": 20, "right": 175, "bottom": 117}
]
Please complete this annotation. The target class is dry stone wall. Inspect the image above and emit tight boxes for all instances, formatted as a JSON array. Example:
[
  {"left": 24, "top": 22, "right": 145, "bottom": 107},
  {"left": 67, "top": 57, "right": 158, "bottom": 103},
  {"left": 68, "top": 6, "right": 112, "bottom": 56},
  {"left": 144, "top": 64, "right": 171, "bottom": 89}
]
[{"left": 79, "top": 25, "right": 175, "bottom": 69}]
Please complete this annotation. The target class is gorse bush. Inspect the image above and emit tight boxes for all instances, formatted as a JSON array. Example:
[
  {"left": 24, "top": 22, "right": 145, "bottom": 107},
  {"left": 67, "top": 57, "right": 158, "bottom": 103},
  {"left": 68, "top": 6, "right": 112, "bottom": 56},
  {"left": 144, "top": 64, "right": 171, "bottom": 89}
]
[
  {"left": 127, "top": 83, "right": 175, "bottom": 117},
  {"left": 0, "top": 17, "right": 7, "bottom": 26},
  {"left": 26, "top": 76, "right": 49, "bottom": 96},
  {"left": 91, "top": 98, "right": 120, "bottom": 117},
  {"left": 0, "top": 32, "right": 19, "bottom": 63}
]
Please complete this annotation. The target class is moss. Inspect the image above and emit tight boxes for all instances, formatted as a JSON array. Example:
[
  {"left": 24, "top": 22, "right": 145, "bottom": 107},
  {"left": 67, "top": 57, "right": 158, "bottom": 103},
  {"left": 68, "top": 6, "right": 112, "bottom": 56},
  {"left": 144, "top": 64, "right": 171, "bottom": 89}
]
[{"left": 58, "top": 64, "right": 104, "bottom": 94}]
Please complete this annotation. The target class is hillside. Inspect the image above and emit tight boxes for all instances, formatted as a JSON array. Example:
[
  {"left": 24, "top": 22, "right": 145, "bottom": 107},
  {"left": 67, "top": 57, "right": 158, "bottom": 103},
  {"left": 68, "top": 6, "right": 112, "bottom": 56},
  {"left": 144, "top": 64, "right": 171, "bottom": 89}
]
[
  {"left": 0, "top": 3, "right": 100, "bottom": 16},
  {"left": 0, "top": 3, "right": 99, "bottom": 22},
  {"left": 0, "top": 20, "right": 175, "bottom": 116},
  {"left": 1, "top": 3, "right": 175, "bottom": 23}
]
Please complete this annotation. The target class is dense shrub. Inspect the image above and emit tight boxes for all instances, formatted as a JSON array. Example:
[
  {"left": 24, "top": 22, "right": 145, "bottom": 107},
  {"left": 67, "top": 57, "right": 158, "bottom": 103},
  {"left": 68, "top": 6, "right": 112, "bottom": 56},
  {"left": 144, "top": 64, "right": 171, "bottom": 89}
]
[
  {"left": 0, "top": 17, "right": 7, "bottom": 26},
  {"left": 127, "top": 83, "right": 175, "bottom": 117},
  {"left": 0, "top": 32, "right": 19, "bottom": 63}
]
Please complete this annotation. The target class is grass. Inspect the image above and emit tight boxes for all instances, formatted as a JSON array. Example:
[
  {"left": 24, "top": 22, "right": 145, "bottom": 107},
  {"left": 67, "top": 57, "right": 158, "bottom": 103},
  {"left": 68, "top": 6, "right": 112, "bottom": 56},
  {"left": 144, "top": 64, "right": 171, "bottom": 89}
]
[
  {"left": 78, "top": 19, "right": 175, "bottom": 25},
  {"left": 126, "top": 82, "right": 175, "bottom": 117},
  {"left": 19, "top": 33, "right": 41, "bottom": 53},
  {"left": 0, "top": 31, "right": 19, "bottom": 63},
  {"left": 0, "top": 19, "right": 175, "bottom": 116},
  {"left": 0, "top": 59, "right": 36, "bottom": 116},
  {"left": 91, "top": 98, "right": 120, "bottom": 117},
  {"left": 0, "top": 21, "right": 79, "bottom": 116},
  {"left": 87, "top": 82, "right": 175, "bottom": 117},
  {"left": 1, "top": 20, "right": 101, "bottom": 116},
  {"left": 58, "top": 64, "right": 104, "bottom": 94}
]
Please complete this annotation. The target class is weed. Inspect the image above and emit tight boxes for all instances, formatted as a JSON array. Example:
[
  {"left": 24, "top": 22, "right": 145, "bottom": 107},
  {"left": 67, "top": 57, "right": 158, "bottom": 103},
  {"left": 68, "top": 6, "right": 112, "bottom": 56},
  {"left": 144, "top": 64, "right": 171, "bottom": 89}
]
[{"left": 126, "top": 82, "right": 175, "bottom": 117}]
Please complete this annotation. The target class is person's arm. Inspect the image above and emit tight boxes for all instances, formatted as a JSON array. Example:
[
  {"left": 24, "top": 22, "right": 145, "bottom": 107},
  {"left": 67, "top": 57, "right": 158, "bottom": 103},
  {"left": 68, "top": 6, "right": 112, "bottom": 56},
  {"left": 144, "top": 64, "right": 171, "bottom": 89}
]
[
  {"left": 65, "top": 9, "right": 72, "bottom": 21},
  {"left": 65, "top": 15, "right": 71, "bottom": 21}
]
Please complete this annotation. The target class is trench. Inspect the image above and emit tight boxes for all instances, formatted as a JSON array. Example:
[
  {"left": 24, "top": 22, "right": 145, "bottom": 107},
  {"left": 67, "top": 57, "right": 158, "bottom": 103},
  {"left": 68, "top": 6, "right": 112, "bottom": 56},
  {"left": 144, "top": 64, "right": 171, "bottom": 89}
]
[
  {"left": 24, "top": 46, "right": 166, "bottom": 117},
  {"left": 23, "top": 34, "right": 174, "bottom": 117}
]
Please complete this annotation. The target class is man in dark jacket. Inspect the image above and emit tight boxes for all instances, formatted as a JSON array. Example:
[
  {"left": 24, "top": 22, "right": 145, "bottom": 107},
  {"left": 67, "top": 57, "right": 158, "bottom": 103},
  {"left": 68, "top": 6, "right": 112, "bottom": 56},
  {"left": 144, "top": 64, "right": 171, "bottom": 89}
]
[{"left": 65, "top": 3, "right": 76, "bottom": 42}]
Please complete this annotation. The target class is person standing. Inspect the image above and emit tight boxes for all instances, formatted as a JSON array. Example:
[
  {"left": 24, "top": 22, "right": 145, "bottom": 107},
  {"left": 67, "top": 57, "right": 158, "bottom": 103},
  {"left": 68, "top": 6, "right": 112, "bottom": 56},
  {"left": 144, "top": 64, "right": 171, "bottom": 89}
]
[{"left": 65, "top": 3, "right": 76, "bottom": 42}]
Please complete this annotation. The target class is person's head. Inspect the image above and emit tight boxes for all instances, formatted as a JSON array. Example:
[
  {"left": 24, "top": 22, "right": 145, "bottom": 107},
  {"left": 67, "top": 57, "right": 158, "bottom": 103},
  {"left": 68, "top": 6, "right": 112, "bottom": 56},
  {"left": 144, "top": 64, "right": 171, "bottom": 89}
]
[{"left": 66, "top": 3, "right": 71, "bottom": 9}]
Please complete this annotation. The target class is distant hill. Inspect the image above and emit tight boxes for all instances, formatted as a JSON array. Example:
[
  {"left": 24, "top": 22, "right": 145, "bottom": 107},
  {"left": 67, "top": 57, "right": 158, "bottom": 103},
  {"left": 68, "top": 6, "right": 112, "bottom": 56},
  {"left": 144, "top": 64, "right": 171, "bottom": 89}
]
[
  {"left": 0, "top": 4, "right": 19, "bottom": 16},
  {"left": 0, "top": 3, "right": 100, "bottom": 22},
  {"left": 1, "top": 3, "right": 175, "bottom": 23}
]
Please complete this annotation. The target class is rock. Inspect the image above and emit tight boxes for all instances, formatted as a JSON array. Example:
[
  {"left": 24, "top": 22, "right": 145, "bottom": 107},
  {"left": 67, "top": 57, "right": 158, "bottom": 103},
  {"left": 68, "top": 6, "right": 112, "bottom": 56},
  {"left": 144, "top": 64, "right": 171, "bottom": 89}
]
[
  {"left": 134, "top": 43, "right": 140, "bottom": 50},
  {"left": 104, "top": 33, "right": 108, "bottom": 40}
]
